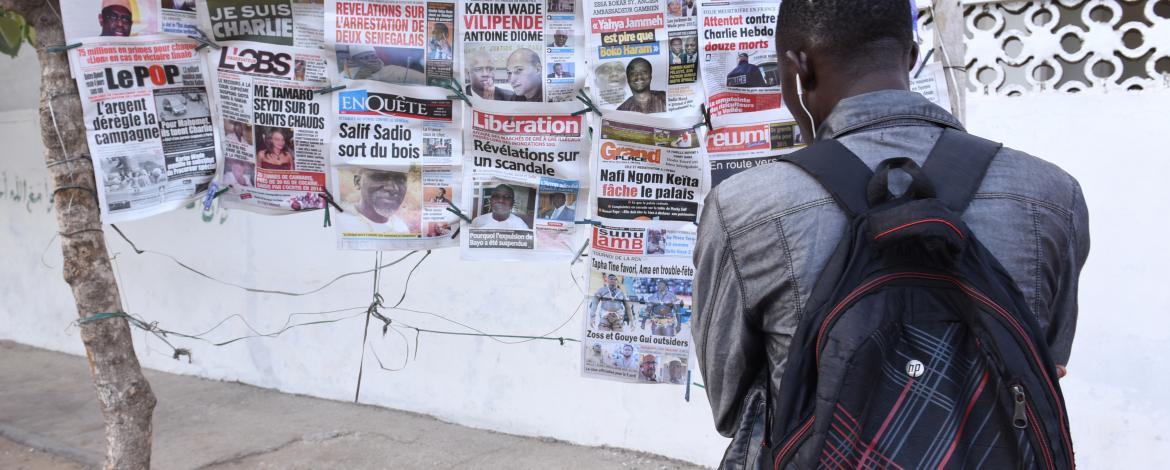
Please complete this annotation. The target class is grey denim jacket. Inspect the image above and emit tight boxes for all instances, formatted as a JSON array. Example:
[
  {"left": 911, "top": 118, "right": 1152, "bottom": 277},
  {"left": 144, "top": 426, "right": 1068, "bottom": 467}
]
[{"left": 693, "top": 90, "right": 1090, "bottom": 438}]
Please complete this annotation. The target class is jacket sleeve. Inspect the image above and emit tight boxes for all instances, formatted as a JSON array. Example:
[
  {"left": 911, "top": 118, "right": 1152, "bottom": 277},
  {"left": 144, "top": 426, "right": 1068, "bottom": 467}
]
[
  {"left": 1047, "top": 177, "right": 1090, "bottom": 366},
  {"left": 693, "top": 189, "right": 768, "bottom": 437}
]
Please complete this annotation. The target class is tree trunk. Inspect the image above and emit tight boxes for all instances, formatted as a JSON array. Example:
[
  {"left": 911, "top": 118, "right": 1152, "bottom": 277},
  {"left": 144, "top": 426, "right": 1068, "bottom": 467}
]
[
  {"left": 2, "top": 1, "right": 156, "bottom": 468},
  {"left": 932, "top": 0, "right": 968, "bottom": 122}
]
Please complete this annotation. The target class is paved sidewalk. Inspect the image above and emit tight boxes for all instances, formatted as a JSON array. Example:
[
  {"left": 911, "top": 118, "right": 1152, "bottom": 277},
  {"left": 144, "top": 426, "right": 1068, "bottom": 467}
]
[{"left": 0, "top": 341, "right": 705, "bottom": 469}]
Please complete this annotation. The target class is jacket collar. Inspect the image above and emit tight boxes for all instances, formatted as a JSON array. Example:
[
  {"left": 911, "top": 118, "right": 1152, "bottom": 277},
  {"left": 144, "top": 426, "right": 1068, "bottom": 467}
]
[{"left": 816, "top": 90, "right": 964, "bottom": 141}]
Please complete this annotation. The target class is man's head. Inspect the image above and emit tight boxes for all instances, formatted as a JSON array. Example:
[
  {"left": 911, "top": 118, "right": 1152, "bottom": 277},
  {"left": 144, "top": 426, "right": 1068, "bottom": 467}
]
[
  {"left": 606, "top": 274, "right": 620, "bottom": 289},
  {"left": 554, "top": 30, "right": 568, "bottom": 47},
  {"left": 685, "top": 37, "right": 698, "bottom": 56},
  {"left": 488, "top": 184, "right": 515, "bottom": 220},
  {"left": 670, "top": 38, "right": 683, "bottom": 55},
  {"left": 592, "top": 343, "right": 602, "bottom": 354},
  {"left": 99, "top": 0, "right": 133, "bottom": 37},
  {"left": 640, "top": 354, "right": 658, "bottom": 379},
  {"left": 625, "top": 58, "right": 653, "bottom": 94},
  {"left": 466, "top": 50, "right": 496, "bottom": 94},
  {"left": 431, "top": 23, "right": 449, "bottom": 43},
  {"left": 737, "top": 52, "right": 749, "bottom": 64},
  {"left": 621, "top": 344, "right": 634, "bottom": 358},
  {"left": 668, "top": 359, "right": 685, "bottom": 381},
  {"left": 355, "top": 169, "right": 407, "bottom": 221},
  {"left": 506, "top": 48, "right": 542, "bottom": 99},
  {"left": 776, "top": 0, "right": 917, "bottom": 139},
  {"left": 656, "top": 279, "right": 669, "bottom": 294},
  {"left": 549, "top": 192, "right": 566, "bottom": 207},
  {"left": 553, "top": 63, "right": 564, "bottom": 75}
]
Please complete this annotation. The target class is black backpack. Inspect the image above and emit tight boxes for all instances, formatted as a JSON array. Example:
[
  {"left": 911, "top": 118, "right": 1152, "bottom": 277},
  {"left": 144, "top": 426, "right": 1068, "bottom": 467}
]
[{"left": 751, "top": 129, "right": 1074, "bottom": 469}]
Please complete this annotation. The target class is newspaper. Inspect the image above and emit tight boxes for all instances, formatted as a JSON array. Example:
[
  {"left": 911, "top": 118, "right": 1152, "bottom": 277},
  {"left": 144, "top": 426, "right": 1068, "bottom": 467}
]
[
  {"left": 456, "top": 0, "right": 586, "bottom": 103},
  {"left": 197, "top": 0, "right": 326, "bottom": 48},
  {"left": 706, "top": 117, "right": 806, "bottom": 188},
  {"left": 325, "top": 0, "right": 456, "bottom": 86},
  {"left": 583, "top": 0, "right": 703, "bottom": 115},
  {"left": 910, "top": 60, "right": 952, "bottom": 112},
  {"left": 592, "top": 110, "right": 707, "bottom": 226},
  {"left": 697, "top": 0, "right": 783, "bottom": 126},
  {"left": 70, "top": 35, "right": 219, "bottom": 223},
  {"left": 209, "top": 40, "right": 335, "bottom": 214},
  {"left": 331, "top": 80, "right": 462, "bottom": 249},
  {"left": 62, "top": 0, "right": 199, "bottom": 42},
  {"left": 583, "top": 222, "right": 695, "bottom": 384},
  {"left": 460, "top": 99, "right": 589, "bottom": 261}
]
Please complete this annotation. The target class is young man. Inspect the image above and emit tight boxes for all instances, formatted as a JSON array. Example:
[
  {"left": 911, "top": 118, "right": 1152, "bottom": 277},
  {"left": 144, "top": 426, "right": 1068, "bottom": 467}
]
[{"left": 693, "top": 0, "right": 1089, "bottom": 453}]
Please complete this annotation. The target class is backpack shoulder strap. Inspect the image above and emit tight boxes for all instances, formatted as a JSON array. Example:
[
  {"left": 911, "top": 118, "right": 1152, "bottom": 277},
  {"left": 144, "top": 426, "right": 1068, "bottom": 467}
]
[
  {"left": 781, "top": 140, "right": 873, "bottom": 217},
  {"left": 921, "top": 128, "right": 1004, "bottom": 213}
]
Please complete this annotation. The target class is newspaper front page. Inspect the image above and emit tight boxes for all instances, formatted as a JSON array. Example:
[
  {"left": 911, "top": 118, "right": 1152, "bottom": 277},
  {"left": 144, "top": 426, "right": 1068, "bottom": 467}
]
[
  {"left": 456, "top": 0, "right": 586, "bottom": 103},
  {"left": 583, "top": 223, "right": 695, "bottom": 384},
  {"left": 62, "top": 0, "right": 199, "bottom": 42},
  {"left": 325, "top": 0, "right": 456, "bottom": 86},
  {"left": 210, "top": 41, "right": 335, "bottom": 214},
  {"left": 592, "top": 110, "right": 707, "bottom": 226},
  {"left": 71, "top": 35, "right": 219, "bottom": 223},
  {"left": 460, "top": 100, "right": 589, "bottom": 261},
  {"left": 198, "top": 0, "right": 326, "bottom": 48},
  {"left": 698, "top": 0, "right": 783, "bottom": 126},
  {"left": 583, "top": 0, "right": 703, "bottom": 115},
  {"left": 331, "top": 80, "right": 462, "bottom": 249},
  {"left": 706, "top": 116, "right": 806, "bottom": 188}
]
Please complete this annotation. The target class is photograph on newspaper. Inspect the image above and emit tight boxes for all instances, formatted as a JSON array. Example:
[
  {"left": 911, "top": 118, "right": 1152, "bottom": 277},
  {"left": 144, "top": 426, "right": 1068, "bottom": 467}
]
[
  {"left": 592, "top": 110, "right": 707, "bottom": 227},
  {"left": 198, "top": 0, "right": 327, "bottom": 48},
  {"left": 460, "top": 99, "right": 588, "bottom": 261},
  {"left": 583, "top": 0, "right": 702, "bottom": 115},
  {"left": 583, "top": 222, "right": 696, "bottom": 384},
  {"left": 457, "top": 0, "right": 586, "bottom": 103},
  {"left": 71, "top": 35, "right": 219, "bottom": 222},
  {"left": 326, "top": 0, "right": 455, "bottom": 86},
  {"left": 208, "top": 40, "right": 335, "bottom": 214},
  {"left": 61, "top": 0, "right": 199, "bottom": 42}
]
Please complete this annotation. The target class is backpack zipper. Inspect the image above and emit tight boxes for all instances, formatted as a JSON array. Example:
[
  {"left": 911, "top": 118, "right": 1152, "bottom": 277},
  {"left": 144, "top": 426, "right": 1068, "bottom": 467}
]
[
  {"left": 812, "top": 272, "right": 1073, "bottom": 467},
  {"left": 771, "top": 416, "right": 813, "bottom": 470}
]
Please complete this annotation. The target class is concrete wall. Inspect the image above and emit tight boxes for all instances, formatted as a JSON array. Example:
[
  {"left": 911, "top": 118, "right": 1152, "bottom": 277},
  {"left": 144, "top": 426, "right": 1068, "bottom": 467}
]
[{"left": 1, "top": 49, "right": 1166, "bottom": 467}]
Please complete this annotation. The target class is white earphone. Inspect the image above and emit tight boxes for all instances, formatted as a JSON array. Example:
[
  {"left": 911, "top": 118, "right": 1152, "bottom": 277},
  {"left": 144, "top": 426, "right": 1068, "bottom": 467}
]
[{"left": 795, "top": 74, "right": 817, "bottom": 141}]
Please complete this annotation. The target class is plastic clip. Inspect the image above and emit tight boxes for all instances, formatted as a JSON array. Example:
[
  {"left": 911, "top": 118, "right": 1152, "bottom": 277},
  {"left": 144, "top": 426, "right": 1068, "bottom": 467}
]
[
  {"left": 315, "top": 85, "right": 347, "bottom": 96},
  {"left": 46, "top": 43, "right": 82, "bottom": 54},
  {"left": 445, "top": 201, "right": 473, "bottom": 224}
]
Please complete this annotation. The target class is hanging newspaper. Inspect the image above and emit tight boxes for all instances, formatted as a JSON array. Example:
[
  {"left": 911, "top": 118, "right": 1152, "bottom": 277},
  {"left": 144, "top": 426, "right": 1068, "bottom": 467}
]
[
  {"left": 706, "top": 117, "right": 806, "bottom": 188},
  {"left": 592, "top": 110, "right": 707, "bottom": 226},
  {"left": 460, "top": 100, "right": 589, "bottom": 261},
  {"left": 325, "top": 0, "right": 456, "bottom": 86},
  {"left": 210, "top": 41, "right": 335, "bottom": 214},
  {"left": 197, "top": 0, "right": 326, "bottom": 48},
  {"left": 583, "top": 222, "right": 695, "bottom": 384},
  {"left": 330, "top": 80, "right": 462, "bottom": 249},
  {"left": 71, "top": 35, "right": 219, "bottom": 223},
  {"left": 697, "top": 0, "right": 783, "bottom": 126},
  {"left": 62, "top": 0, "right": 199, "bottom": 42},
  {"left": 583, "top": 0, "right": 703, "bottom": 114},
  {"left": 910, "top": 60, "right": 953, "bottom": 112},
  {"left": 456, "top": 0, "right": 586, "bottom": 103}
]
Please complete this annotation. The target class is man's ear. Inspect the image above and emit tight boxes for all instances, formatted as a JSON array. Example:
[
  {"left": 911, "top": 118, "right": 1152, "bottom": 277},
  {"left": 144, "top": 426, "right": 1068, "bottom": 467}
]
[
  {"left": 907, "top": 43, "right": 921, "bottom": 72},
  {"left": 784, "top": 50, "right": 814, "bottom": 91},
  {"left": 353, "top": 174, "right": 361, "bottom": 189}
]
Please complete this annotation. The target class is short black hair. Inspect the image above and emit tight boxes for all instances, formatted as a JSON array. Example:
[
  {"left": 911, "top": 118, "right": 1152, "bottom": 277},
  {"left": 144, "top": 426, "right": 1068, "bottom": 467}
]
[
  {"left": 626, "top": 57, "right": 652, "bottom": 75},
  {"left": 777, "top": 0, "right": 914, "bottom": 63}
]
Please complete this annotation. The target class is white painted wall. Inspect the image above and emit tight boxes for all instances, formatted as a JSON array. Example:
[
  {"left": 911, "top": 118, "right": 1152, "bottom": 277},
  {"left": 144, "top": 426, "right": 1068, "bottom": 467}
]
[{"left": 1, "top": 48, "right": 1167, "bottom": 466}]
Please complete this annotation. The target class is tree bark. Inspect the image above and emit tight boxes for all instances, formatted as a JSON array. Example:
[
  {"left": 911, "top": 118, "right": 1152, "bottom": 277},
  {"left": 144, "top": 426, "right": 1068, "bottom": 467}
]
[
  {"left": 1, "top": 1, "right": 156, "bottom": 468},
  {"left": 932, "top": 0, "right": 968, "bottom": 122}
]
